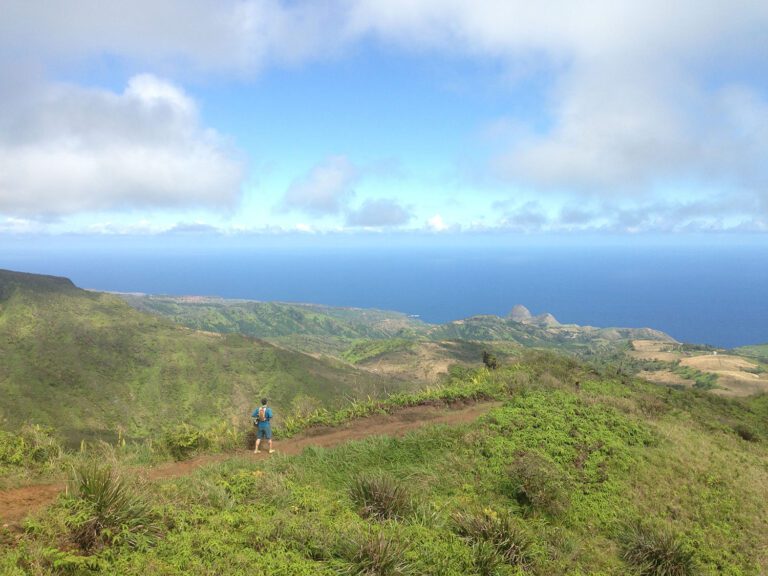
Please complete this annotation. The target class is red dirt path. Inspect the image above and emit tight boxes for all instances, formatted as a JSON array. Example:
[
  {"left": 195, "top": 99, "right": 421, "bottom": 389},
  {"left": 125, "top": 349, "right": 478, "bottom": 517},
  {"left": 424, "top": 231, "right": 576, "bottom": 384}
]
[{"left": 1, "top": 401, "right": 498, "bottom": 528}]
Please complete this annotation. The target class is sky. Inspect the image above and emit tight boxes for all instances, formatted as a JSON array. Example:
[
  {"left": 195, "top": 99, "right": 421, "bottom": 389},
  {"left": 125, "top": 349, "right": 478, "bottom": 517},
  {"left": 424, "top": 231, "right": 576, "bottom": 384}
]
[{"left": 1, "top": 1, "right": 768, "bottom": 240}]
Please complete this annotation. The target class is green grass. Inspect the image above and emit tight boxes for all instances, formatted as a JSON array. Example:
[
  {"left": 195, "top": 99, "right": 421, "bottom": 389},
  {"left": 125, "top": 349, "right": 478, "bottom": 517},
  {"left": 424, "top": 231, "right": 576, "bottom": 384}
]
[
  {"left": 671, "top": 365, "right": 720, "bottom": 390},
  {"left": 733, "top": 343, "right": 768, "bottom": 363},
  {"left": 2, "top": 356, "right": 768, "bottom": 574},
  {"left": 120, "top": 295, "right": 425, "bottom": 340},
  {"left": 120, "top": 292, "right": 674, "bottom": 359},
  {"left": 0, "top": 270, "right": 417, "bottom": 445},
  {"left": 341, "top": 338, "right": 416, "bottom": 364}
]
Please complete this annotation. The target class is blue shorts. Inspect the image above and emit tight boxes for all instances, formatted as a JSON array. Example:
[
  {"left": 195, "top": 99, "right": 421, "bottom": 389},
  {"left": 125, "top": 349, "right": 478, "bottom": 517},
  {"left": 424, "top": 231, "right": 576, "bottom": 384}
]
[{"left": 257, "top": 424, "right": 272, "bottom": 440}]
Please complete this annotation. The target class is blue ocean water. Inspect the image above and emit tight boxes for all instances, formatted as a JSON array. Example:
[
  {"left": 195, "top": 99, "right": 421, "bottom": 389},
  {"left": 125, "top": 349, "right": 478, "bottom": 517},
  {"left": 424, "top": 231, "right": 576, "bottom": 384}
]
[{"left": 2, "top": 241, "right": 767, "bottom": 348}]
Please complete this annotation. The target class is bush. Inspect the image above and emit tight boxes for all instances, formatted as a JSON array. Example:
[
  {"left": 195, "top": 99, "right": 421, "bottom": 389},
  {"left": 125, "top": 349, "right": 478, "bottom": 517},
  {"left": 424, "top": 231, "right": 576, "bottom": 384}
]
[
  {"left": 163, "top": 423, "right": 208, "bottom": 461},
  {"left": 621, "top": 522, "right": 697, "bottom": 576},
  {"left": 0, "top": 425, "right": 62, "bottom": 468},
  {"left": 506, "top": 451, "right": 569, "bottom": 516},
  {"left": 349, "top": 472, "right": 413, "bottom": 521},
  {"left": 65, "top": 462, "right": 160, "bottom": 552},
  {"left": 339, "top": 529, "right": 413, "bottom": 576},
  {"left": 482, "top": 351, "right": 499, "bottom": 370},
  {"left": 733, "top": 423, "right": 760, "bottom": 443},
  {"left": 453, "top": 508, "right": 533, "bottom": 569}
]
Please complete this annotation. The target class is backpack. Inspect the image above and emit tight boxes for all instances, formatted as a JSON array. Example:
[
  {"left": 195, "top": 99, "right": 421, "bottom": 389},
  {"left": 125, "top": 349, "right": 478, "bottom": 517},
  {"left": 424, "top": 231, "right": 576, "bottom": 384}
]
[{"left": 256, "top": 406, "right": 268, "bottom": 422}]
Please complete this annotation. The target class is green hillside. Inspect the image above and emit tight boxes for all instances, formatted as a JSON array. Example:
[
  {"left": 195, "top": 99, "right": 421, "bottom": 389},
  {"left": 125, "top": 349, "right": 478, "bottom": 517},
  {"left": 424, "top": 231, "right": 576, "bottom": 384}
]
[
  {"left": 734, "top": 343, "right": 768, "bottom": 363},
  {"left": 3, "top": 354, "right": 767, "bottom": 574},
  {"left": 428, "top": 314, "right": 673, "bottom": 352},
  {"left": 120, "top": 294, "right": 675, "bottom": 357},
  {"left": 0, "top": 270, "right": 407, "bottom": 443},
  {"left": 120, "top": 294, "right": 424, "bottom": 339}
]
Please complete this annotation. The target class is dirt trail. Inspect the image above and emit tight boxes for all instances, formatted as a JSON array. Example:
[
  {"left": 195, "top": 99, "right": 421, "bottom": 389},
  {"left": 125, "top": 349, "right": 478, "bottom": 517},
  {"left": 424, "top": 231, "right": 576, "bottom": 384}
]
[{"left": 1, "top": 401, "right": 499, "bottom": 528}]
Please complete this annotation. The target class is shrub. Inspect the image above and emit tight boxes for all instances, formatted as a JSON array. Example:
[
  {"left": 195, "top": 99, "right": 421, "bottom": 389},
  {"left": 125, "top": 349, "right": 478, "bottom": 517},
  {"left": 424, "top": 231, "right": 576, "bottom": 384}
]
[
  {"left": 203, "top": 420, "right": 245, "bottom": 452},
  {"left": 621, "top": 522, "right": 697, "bottom": 576},
  {"left": 733, "top": 423, "right": 759, "bottom": 443},
  {"left": 163, "top": 423, "right": 208, "bottom": 461},
  {"left": 65, "top": 462, "right": 160, "bottom": 552},
  {"left": 0, "top": 425, "right": 62, "bottom": 468},
  {"left": 506, "top": 451, "right": 569, "bottom": 516},
  {"left": 349, "top": 472, "right": 413, "bottom": 521},
  {"left": 453, "top": 508, "right": 533, "bottom": 569},
  {"left": 339, "top": 529, "right": 413, "bottom": 576},
  {"left": 482, "top": 351, "right": 499, "bottom": 370}
]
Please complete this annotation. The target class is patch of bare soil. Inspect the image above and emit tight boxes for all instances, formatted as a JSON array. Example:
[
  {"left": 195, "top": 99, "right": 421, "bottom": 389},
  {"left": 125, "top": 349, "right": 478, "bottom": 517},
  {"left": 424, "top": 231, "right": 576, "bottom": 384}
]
[
  {"left": 681, "top": 355, "right": 768, "bottom": 397},
  {"left": 0, "top": 400, "right": 499, "bottom": 528},
  {"left": 680, "top": 355, "right": 758, "bottom": 372},
  {"left": 638, "top": 370, "right": 693, "bottom": 387},
  {"left": 360, "top": 342, "right": 460, "bottom": 382},
  {"left": 629, "top": 340, "right": 682, "bottom": 361}
]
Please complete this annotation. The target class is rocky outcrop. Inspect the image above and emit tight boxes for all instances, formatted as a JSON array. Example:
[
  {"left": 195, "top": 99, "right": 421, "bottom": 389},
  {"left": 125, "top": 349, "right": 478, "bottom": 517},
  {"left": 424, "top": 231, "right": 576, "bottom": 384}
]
[{"left": 509, "top": 305, "right": 533, "bottom": 322}]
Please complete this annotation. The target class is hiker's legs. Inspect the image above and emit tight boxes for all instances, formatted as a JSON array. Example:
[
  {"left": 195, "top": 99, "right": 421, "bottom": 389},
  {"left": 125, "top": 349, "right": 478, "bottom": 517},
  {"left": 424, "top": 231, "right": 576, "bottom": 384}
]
[
  {"left": 254, "top": 438, "right": 261, "bottom": 453},
  {"left": 268, "top": 439, "right": 273, "bottom": 453}
]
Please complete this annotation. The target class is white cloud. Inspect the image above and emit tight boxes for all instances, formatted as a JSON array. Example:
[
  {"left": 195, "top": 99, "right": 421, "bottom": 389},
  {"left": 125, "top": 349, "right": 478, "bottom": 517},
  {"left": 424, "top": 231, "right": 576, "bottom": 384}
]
[
  {"left": 346, "top": 198, "right": 411, "bottom": 227},
  {"left": 0, "top": 74, "right": 244, "bottom": 218},
  {"left": 282, "top": 156, "right": 358, "bottom": 215},
  {"left": 347, "top": 1, "right": 768, "bottom": 197},
  {"left": 427, "top": 213, "right": 449, "bottom": 232},
  {"left": 490, "top": 194, "right": 768, "bottom": 233},
  {"left": 3, "top": 0, "right": 768, "bottom": 229},
  {"left": 0, "top": 217, "right": 42, "bottom": 234},
  {"left": 0, "top": 0, "right": 349, "bottom": 74}
]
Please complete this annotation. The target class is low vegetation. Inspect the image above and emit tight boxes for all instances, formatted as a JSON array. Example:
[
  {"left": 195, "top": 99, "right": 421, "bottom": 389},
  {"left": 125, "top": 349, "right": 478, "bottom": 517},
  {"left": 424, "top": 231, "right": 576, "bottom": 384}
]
[
  {"left": 0, "top": 270, "right": 415, "bottom": 443},
  {"left": 2, "top": 351, "right": 767, "bottom": 574},
  {"left": 621, "top": 521, "right": 697, "bottom": 576},
  {"left": 2, "top": 271, "right": 766, "bottom": 573}
]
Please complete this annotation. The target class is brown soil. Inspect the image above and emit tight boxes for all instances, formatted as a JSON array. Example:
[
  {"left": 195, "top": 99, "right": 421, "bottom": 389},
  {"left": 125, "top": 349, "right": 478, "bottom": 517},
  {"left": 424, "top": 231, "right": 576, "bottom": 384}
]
[
  {"left": 680, "top": 354, "right": 758, "bottom": 372},
  {"left": 638, "top": 370, "right": 693, "bottom": 387},
  {"left": 681, "top": 355, "right": 768, "bottom": 397},
  {"left": 0, "top": 400, "right": 499, "bottom": 528},
  {"left": 359, "top": 342, "right": 461, "bottom": 382},
  {"left": 629, "top": 339, "right": 682, "bottom": 362}
]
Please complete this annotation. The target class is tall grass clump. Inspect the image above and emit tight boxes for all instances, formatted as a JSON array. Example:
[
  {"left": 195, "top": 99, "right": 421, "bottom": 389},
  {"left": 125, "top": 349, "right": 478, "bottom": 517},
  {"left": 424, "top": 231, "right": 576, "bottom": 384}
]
[
  {"left": 453, "top": 508, "right": 534, "bottom": 570},
  {"left": 339, "top": 529, "right": 413, "bottom": 576},
  {"left": 349, "top": 472, "right": 413, "bottom": 521},
  {"left": 621, "top": 522, "right": 698, "bottom": 576},
  {"left": 506, "top": 451, "right": 569, "bottom": 516},
  {"left": 65, "top": 462, "right": 160, "bottom": 552}
]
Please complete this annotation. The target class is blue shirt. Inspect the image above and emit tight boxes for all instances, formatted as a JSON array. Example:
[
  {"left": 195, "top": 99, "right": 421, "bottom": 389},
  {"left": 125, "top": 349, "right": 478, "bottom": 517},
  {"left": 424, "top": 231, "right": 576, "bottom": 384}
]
[{"left": 252, "top": 406, "right": 273, "bottom": 427}]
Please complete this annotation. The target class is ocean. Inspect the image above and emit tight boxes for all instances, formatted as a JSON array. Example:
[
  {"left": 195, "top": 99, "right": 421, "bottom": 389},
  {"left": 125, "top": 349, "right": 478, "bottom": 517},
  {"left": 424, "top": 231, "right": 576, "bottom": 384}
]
[{"left": 2, "top": 239, "right": 767, "bottom": 348}]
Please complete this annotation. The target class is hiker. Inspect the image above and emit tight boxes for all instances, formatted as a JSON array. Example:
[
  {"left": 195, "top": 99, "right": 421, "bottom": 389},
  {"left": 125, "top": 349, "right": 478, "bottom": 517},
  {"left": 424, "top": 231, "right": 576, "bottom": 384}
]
[{"left": 252, "top": 397, "right": 275, "bottom": 454}]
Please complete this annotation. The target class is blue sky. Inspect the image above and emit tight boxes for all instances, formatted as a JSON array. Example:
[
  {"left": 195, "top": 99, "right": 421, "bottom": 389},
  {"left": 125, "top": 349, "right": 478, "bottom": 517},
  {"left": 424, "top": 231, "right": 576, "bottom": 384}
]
[{"left": 1, "top": 1, "right": 767, "bottom": 240}]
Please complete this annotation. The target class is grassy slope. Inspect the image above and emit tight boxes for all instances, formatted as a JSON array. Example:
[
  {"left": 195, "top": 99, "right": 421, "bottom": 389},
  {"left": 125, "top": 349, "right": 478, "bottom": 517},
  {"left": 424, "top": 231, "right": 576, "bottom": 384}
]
[
  {"left": 120, "top": 295, "right": 425, "bottom": 339},
  {"left": 0, "top": 271, "right": 406, "bottom": 442},
  {"left": 3, "top": 357, "right": 767, "bottom": 574},
  {"left": 430, "top": 314, "right": 674, "bottom": 352},
  {"left": 735, "top": 343, "right": 768, "bottom": 363},
  {"left": 120, "top": 295, "right": 675, "bottom": 358}
]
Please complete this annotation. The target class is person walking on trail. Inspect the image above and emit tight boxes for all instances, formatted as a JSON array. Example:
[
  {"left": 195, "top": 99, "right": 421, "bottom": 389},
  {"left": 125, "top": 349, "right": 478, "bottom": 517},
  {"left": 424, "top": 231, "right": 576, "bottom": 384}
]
[{"left": 252, "top": 398, "right": 275, "bottom": 454}]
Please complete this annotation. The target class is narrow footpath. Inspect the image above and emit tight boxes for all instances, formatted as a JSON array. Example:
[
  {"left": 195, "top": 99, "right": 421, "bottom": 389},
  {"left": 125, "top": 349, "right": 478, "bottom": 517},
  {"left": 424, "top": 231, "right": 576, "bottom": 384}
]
[{"left": 1, "top": 400, "right": 499, "bottom": 528}]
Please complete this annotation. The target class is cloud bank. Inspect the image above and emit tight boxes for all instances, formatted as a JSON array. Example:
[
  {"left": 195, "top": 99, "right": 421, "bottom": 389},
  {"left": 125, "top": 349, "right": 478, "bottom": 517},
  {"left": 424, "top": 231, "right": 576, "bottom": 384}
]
[
  {"left": 2, "top": 0, "right": 767, "bottom": 230},
  {"left": 0, "top": 74, "right": 244, "bottom": 217},
  {"left": 346, "top": 198, "right": 411, "bottom": 227}
]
